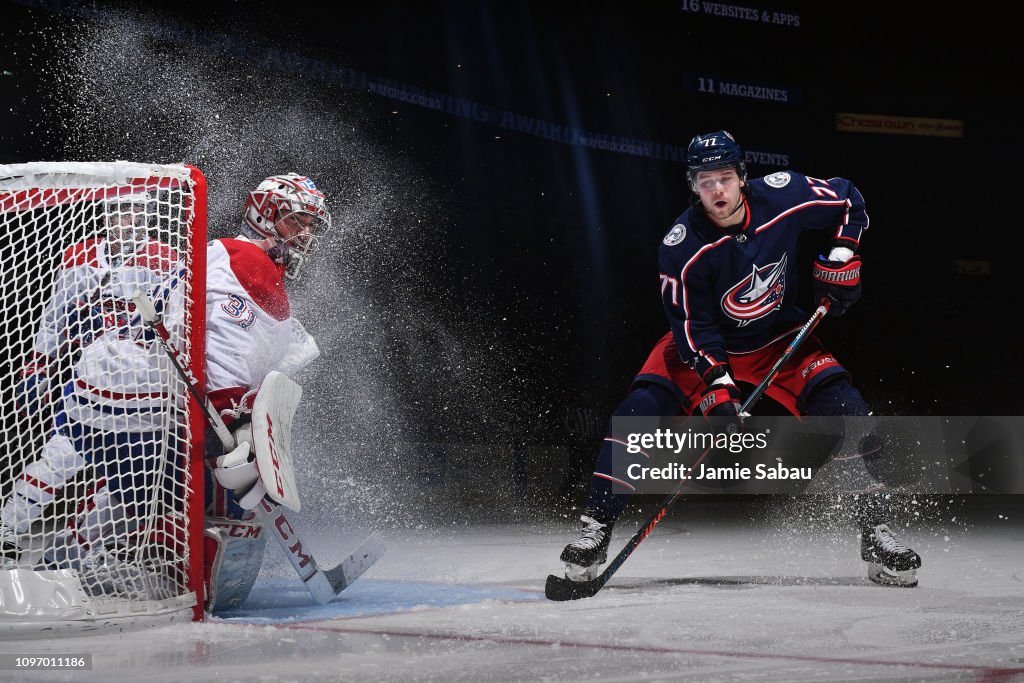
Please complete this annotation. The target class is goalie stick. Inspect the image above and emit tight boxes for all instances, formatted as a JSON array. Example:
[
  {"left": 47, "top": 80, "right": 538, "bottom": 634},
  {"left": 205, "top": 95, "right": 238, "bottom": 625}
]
[
  {"left": 545, "top": 300, "right": 831, "bottom": 601},
  {"left": 132, "top": 290, "right": 384, "bottom": 605}
]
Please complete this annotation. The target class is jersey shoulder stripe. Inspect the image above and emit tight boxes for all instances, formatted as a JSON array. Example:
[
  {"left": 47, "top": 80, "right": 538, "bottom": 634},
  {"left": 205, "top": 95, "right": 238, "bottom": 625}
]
[{"left": 214, "top": 238, "right": 290, "bottom": 321}]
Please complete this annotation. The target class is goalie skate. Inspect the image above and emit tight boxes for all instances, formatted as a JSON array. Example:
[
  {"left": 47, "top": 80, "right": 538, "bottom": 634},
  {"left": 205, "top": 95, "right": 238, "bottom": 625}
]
[
  {"left": 861, "top": 523, "right": 921, "bottom": 587},
  {"left": 560, "top": 515, "right": 613, "bottom": 582},
  {"left": 0, "top": 524, "right": 20, "bottom": 567},
  {"left": 78, "top": 545, "right": 180, "bottom": 603}
]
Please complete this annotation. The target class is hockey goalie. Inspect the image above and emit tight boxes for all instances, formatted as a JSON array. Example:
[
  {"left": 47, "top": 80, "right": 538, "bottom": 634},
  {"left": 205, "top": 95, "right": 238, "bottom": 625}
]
[{"left": 0, "top": 172, "right": 330, "bottom": 616}]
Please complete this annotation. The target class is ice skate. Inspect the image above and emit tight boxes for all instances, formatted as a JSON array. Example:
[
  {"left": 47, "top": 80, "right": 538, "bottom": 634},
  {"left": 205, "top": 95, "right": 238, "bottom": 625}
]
[
  {"left": 860, "top": 523, "right": 921, "bottom": 587},
  {"left": 0, "top": 522, "right": 20, "bottom": 566},
  {"left": 78, "top": 545, "right": 151, "bottom": 600},
  {"left": 560, "top": 515, "right": 613, "bottom": 582}
]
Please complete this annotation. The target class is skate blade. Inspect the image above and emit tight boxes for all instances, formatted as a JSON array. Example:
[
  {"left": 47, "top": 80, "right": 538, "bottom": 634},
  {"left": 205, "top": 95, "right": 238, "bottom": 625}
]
[{"left": 867, "top": 562, "right": 918, "bottom": 588}]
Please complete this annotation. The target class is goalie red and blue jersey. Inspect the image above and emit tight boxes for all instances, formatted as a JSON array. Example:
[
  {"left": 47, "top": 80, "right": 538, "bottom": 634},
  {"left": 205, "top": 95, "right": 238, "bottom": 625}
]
[{"left": 657, "top": 171, "right": 868, "bottom": 382}]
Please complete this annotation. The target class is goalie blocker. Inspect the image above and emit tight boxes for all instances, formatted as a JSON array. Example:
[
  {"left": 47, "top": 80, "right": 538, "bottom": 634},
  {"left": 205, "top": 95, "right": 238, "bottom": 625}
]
[{"left": 213, "top": 371, "right": 304, "bottom": 513}]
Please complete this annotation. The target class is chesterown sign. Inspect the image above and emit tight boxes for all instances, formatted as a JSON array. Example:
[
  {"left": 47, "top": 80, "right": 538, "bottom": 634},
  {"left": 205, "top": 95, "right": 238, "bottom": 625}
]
[{"left": 836, "top": 113, "right": 964, "bottom": 138}]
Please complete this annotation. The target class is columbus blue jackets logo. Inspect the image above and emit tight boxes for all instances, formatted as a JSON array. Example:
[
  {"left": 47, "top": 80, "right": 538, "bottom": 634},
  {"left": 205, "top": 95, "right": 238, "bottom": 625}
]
[
  {"left": 663, "top": 223, "right": 686, "bottom": 246},
  {"left": 764, "top": 171, "right": 791, "bottom": 188},
  {"left": 720, "top": 253, "right": 787, "bottom": 326}
]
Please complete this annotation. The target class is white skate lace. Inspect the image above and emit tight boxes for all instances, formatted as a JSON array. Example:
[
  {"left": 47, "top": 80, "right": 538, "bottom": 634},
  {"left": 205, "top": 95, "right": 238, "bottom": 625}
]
[
  {"left": 0, "top": 523, "right": 18, "bottom": 546},
  {"left": 569, "top": 516, "right": 607, "bottom": 550},
  {"left": 873, "top": 524, "right": 909, "bottom": 554}
]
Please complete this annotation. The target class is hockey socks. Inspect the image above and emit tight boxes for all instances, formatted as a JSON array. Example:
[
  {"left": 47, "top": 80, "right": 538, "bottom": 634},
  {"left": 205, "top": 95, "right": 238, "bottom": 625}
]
[{"left": 584, "top": 382, "right": 681, "bottom": 522}]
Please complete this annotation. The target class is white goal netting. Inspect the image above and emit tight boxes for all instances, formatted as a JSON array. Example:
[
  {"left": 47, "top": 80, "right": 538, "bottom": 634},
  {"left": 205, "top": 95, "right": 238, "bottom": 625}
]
[{"left": 0, "top": 162, "right": 207, "bottom": 634}]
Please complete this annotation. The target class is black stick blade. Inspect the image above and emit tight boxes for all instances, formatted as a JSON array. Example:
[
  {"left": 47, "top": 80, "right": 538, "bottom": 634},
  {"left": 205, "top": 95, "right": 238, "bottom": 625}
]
[{"left": 544, "top": 574, "right": 604, "bottom": 601}]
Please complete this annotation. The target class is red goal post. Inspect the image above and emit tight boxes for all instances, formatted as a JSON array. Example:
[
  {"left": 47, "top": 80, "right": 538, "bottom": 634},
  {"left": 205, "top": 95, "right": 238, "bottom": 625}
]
[{"left": 0, "top": 162, "right": 207, "bottom": 634}]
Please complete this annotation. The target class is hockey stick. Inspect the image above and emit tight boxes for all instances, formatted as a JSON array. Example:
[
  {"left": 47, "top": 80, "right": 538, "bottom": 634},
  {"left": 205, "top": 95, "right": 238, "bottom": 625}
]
[
  {"left": 739, "top": 299, "right": 831, "bottom": 418},
  {"left": 131, "top": 290, "right": 384, "bottom": 605},
  {"left": 545, "top": 300, "right": 831, "bottom": 601}
]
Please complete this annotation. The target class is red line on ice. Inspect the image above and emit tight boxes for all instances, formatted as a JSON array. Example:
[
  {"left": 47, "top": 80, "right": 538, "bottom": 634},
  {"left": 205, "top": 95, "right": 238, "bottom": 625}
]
[{"left": 265, "top": 622, "right": 1024, "bottom": 676}]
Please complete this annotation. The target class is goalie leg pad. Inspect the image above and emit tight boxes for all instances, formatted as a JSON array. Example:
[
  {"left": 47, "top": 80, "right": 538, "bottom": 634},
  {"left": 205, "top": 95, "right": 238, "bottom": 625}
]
[
  {"left": 2, "top": 433, "right": 86, "bottom": 534},
  {"left": 204, "top": 516, "right": 267, "bottom": 613},
  {"left": 45, "top": 484, "right": 132, "bottom": 568}
]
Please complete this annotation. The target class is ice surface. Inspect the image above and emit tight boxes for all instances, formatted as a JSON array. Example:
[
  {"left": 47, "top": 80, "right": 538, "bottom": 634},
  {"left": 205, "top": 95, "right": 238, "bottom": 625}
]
[{"left": 2, "top": 498, "right": 1023, "bottom": 682}]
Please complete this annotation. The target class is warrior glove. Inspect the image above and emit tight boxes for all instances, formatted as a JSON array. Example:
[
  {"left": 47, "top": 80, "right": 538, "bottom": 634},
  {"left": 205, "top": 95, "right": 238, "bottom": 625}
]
[
  {"left": 698, "top": 366, "right": 743, "bottom": 433},
  {"left": 813, "top": 253, "right": 862, "bottom": 317}
]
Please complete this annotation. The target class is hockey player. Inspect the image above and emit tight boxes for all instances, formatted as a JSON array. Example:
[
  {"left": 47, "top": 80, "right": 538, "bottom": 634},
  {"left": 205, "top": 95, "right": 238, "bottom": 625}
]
[
  {"left": 1, "top": 173, "right": 330, "bottom": 611},
  {"left": 1, "top": 191, "right": 179, "bottom": 572},
  {"left": 559, "top": 131, "right": 922, "bottom": 588},
  {"left": 201, "top": 172, "right": 330, "bottom": 611}
]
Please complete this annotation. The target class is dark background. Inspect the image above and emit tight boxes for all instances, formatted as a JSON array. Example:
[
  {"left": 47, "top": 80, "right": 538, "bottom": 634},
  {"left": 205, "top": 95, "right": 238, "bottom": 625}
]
[{"left": 1, "top": 1, "right": 1019, "bottom": 520}]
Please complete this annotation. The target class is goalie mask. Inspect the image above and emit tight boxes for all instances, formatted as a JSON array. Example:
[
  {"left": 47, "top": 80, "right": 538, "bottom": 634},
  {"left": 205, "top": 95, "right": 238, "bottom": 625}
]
[
  {"left": 102, "top": 191, "right": 153, "bottom": 258},
  {"left": 242, "top": 172, "right": 331, "bottom": 280}
]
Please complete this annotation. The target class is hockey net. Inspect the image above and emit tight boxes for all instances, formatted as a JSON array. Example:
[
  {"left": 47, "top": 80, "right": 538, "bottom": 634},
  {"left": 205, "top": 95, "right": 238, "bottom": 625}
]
[{"left": 0, "top": 162, "right": 207, "bottom": 634}]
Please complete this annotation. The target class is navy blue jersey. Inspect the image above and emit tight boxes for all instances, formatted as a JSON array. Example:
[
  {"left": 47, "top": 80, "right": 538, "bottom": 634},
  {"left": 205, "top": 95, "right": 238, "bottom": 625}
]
[{"left": 657, "top": 171, "right": 868, "bottom": 383}]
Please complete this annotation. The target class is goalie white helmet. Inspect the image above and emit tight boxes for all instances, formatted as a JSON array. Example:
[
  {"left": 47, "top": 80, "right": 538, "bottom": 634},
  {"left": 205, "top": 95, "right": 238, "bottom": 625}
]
[
  {"left": 242, "top": 172, "right": 331, "bottom": 280},
  {"left": 102, "top": 190, "right": 153, "bottom": 257}
]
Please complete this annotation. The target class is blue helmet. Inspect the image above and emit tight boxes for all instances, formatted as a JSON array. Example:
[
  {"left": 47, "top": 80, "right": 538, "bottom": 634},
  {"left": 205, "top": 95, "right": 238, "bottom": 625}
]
[{"left": 686, "top": 130, "right": 746, "bottom": 191}]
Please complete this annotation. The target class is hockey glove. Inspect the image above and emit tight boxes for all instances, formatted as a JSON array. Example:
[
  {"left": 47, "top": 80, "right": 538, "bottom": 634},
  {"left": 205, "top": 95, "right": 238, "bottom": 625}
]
[
  {"left": 813, "top": 254, "right": 862, "bottom": 317},
  {"left": 213, "top": 441, "right": 267, "bottom": 511},
  {"left": 698, "top": 377, "right": 743, "bottom": 435}
]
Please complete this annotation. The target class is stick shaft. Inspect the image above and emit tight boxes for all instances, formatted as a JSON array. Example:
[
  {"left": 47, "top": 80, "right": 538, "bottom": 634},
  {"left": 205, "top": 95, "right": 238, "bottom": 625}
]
[
  {"left": 132, "top": 289, "right": 351, "bottom": 605},
  {"left": 740, "top": 300, "right": 830, "bottom": 417},
  {"left": 547, "top": 303, "right": 832, "bottom": 600}
]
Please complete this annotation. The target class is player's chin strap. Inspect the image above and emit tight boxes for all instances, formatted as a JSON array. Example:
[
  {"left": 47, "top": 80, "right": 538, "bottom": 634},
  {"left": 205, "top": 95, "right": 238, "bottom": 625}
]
[
  {"left": 131, "top": 290, "right": 385, "bottom": 606},
  {"left": 545, "top": 299, "right": 832, "bottom": 602}
]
